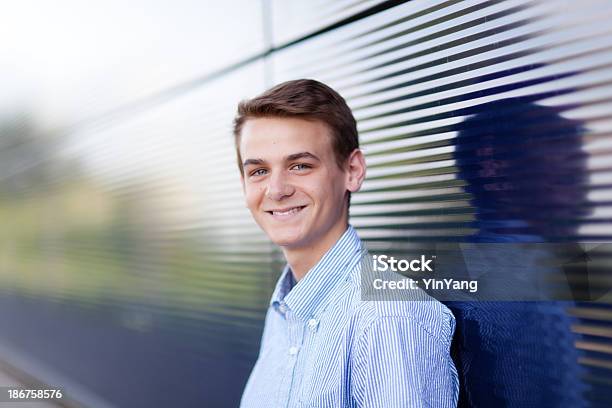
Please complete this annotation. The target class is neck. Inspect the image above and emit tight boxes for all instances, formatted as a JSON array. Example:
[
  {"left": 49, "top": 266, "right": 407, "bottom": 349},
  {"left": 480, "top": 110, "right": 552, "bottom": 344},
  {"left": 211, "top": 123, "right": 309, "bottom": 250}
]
[{"left": 282, "top": 221, "right": 349, "bottom": 281}]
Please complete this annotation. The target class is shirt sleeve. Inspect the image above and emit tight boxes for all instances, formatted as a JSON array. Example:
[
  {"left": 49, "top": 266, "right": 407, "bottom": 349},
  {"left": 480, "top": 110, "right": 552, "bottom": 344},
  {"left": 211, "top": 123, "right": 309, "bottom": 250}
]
[{"left": 351, "top": 315, "right": 459, "bottom": 408}]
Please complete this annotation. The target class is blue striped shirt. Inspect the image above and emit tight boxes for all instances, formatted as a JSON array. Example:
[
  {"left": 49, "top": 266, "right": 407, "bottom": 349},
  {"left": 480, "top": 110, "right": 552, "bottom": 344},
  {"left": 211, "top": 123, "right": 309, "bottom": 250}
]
[{"left": 240, "top": 226, "right": 459, "bottom": 407}]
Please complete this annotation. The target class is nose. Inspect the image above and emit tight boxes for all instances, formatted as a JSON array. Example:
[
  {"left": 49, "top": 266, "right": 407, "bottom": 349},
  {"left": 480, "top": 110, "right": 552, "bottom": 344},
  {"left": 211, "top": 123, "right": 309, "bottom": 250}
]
[{"left": 265, "top": 171, "right": 295, "bottom": 201}]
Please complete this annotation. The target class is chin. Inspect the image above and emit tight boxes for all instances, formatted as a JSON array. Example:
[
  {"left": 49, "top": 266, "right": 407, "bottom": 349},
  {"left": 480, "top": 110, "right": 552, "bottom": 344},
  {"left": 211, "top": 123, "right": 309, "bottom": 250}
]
[
  {"left": 270, "top": 235, "right": 302, "bottom": 248},
  {"left": 267, "top": 229, "right": 306, "bottom": 248}
]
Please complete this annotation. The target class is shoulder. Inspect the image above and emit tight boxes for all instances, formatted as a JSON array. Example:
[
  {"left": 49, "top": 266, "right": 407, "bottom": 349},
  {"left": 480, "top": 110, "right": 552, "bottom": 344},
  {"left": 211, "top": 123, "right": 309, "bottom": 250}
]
[
  {"left": 340, "top": 263, "right": 455, "bottom": 348},
  {"left": 351, "top": 296, "right": 455, "bottom": 348}
]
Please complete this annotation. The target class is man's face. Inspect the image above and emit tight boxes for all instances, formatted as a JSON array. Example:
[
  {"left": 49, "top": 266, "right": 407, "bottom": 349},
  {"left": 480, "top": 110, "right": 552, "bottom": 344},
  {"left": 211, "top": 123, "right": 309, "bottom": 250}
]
[{"left": 239, "top": 117, "right": 351, "bottom": 249}]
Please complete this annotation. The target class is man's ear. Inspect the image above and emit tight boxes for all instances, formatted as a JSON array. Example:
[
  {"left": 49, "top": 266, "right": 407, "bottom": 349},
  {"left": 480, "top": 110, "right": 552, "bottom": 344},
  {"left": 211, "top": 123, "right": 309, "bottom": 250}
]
[{"left": 346, "top": 149, "right": 366, "bottom": 193}]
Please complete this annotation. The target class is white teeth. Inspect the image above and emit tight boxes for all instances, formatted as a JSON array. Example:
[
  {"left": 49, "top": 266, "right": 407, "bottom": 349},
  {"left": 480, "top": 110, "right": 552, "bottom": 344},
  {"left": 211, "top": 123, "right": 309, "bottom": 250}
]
[{"left": 272, "top": 206, "right": 303, "bottom": 216}]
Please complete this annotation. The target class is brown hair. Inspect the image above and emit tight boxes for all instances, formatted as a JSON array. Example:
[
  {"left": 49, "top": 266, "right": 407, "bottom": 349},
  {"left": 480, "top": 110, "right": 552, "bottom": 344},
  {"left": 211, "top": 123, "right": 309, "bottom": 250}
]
[{"left": 232, "top": 79, "right": 358, "bottom": 175}]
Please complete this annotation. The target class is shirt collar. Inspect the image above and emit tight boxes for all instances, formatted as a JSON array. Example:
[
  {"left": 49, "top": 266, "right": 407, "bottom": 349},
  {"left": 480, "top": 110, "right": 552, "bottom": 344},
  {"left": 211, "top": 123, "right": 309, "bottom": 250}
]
[
  {"left": 270, "top": 265, "right": 295, "bottom": 307},
  {"left": 270, "top": 225, "right": 364, "bottom": 320}
]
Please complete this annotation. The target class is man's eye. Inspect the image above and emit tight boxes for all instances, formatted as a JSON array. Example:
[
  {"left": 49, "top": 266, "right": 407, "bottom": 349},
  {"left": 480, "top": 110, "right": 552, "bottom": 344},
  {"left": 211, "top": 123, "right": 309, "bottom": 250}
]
[
  {"left": 291, "top": 163, "right": 311, "bottom": 171},
  {"left": 250, "top": 169, "right": 268, "bottom": 177}
]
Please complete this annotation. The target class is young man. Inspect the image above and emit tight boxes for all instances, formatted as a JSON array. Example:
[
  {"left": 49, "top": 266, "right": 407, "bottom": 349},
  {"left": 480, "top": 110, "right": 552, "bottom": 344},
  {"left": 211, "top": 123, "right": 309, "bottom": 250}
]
[{"left": 234, "top": 79, "right": 458, "bottom": 407}]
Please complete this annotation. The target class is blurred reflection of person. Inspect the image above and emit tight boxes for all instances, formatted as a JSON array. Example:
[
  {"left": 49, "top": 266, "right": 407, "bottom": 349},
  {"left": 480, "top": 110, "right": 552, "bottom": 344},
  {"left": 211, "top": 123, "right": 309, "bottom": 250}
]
[
  {"left": 448, "top": 98, "right": 590, "bottom": 407},
  {"left": 235, "top": 79, "right": 458, "bottom": 408}
]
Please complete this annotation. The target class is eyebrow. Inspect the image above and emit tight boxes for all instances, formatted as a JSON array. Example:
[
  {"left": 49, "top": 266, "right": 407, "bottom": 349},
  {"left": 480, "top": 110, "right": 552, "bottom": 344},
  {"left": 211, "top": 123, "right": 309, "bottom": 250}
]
[
  {"left": 286, "top": 152, "right": 321, "bottom": 162},
  {"left": 242, "top": 152, "right": 320, "bottom": 168},
  {"left": 243, "top": 158, "right": 265, "bottom": 167}
]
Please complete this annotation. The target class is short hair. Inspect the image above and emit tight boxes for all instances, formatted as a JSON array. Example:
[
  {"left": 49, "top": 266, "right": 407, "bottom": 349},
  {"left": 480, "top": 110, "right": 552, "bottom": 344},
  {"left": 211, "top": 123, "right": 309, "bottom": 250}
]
[{"left": 232, "top": 79, "right": 359, "bottom": 176}]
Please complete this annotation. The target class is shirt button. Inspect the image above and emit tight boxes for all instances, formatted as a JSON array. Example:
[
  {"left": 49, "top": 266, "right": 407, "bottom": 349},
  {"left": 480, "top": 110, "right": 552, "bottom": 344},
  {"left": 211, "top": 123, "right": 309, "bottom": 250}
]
[
  {"left": 307, "top": 318, "right": 319, "bottom": 331},
  {"left": 278, "top": 302, "right": 287, "bottom": 314},
  {"left": 288, "top": 346, "right": 299, "bottom": 356}
]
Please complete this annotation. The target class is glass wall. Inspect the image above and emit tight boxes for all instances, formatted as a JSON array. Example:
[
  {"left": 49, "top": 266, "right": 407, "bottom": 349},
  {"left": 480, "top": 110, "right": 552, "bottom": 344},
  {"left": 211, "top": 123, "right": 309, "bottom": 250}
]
[{"left": 1, "top": 0, "right": 611, "bottom": 406}]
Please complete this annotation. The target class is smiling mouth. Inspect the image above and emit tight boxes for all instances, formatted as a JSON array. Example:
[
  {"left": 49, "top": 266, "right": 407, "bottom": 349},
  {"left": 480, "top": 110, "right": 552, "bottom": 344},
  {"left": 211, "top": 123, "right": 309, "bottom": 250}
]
[{"left": 266, "top": 206, "right": 307, "bottom": 217}]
